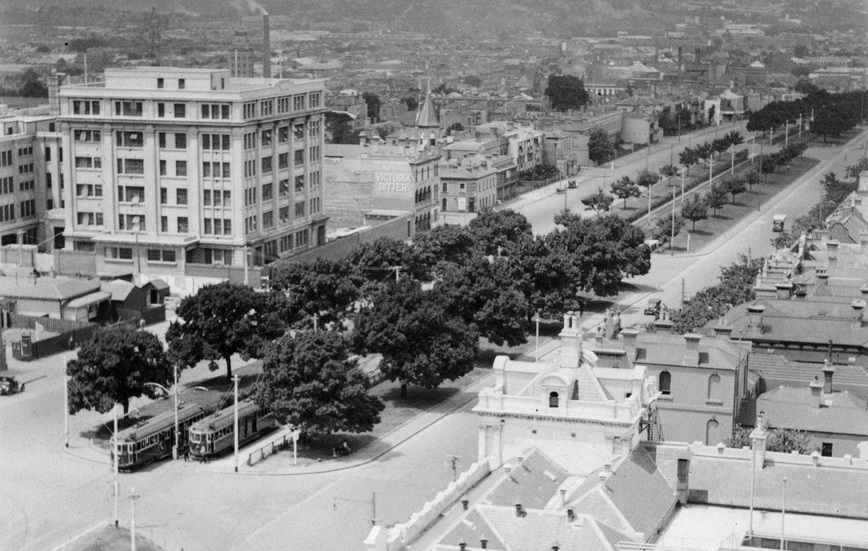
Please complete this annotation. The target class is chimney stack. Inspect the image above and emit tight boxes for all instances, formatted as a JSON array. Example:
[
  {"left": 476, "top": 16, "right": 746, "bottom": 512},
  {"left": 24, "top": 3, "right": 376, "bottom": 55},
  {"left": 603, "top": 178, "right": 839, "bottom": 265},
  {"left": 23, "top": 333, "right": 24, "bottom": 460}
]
[
  {"left": 262, "top": 14, "right": 271, "bottom": 78},
  {"left": 823, "top": 359, "right": 836, "bottom": 394},
  {"left": 852, "top": 299, "right": 866, "bottom": 328},
  {"left": 558, "top": 311, "right": 582, "bottom": 368},
  {"left": 620, "top": 328, "right": 639, "bottom": 358},
  {"left": 749, "top": 411, "right": 769, "bottom": 470},
  {"left": 827, "top": 240, "right": 839, "bottom": 268},
  {"left": 566, "top": 509, "right": 575, "bottom": 523},
  {"left": 48, "top": 73, "right": 64, "bottom": 117},
  {"left": 775, "top": 282, "right": 794, "bottom": 300},
  {"left": 683, "top": 333, "right": 702, "bottom": 366},
  {"left": 514, "top": 503, "right": 525, "bottom": 518},
  {"left": 713, "top": 318, "right": 733, "bottom": 339},
  {"left": 747, "top": 304, "right": 765, "bottom": 334},
  {"left": 809, "top": 376, "right": 824, "bottom": 408}
]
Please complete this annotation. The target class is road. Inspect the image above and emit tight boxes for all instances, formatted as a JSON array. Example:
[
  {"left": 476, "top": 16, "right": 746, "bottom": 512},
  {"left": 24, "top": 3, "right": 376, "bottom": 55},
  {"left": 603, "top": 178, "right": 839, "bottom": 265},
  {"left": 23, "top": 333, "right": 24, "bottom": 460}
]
[
  {"left": 512, "top": 121, "right": 754, "bottom": 235},
  {"left": 1, "top": 126, "right": 863, "bottom": 551}
]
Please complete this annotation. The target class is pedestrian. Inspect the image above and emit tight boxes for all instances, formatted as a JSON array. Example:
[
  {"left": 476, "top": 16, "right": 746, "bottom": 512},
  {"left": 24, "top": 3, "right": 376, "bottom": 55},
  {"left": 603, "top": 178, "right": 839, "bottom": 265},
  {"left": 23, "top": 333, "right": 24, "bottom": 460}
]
[
  {"left": 68, "top": 335, "right": 75, "bottom": 350},
  {"left": 341, "top": 439, "right": 351, "bottom": 456},
  {"left": 183, "top": 448, "right": 189, "bottom": 462}
]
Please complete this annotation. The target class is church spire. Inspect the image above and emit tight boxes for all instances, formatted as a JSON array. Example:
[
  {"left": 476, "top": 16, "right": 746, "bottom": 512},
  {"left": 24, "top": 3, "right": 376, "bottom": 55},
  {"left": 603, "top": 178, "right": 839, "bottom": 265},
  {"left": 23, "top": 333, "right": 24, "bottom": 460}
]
[{"left": 415, "top": 76, "right": 439, "bottom": 129}]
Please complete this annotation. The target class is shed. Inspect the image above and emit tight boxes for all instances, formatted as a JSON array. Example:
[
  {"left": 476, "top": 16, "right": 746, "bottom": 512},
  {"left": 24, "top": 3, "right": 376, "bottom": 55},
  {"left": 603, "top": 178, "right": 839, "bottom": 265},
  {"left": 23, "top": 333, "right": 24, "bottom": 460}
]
[{"left": 141, "top": 279, "right": 170, "bottom": 306}]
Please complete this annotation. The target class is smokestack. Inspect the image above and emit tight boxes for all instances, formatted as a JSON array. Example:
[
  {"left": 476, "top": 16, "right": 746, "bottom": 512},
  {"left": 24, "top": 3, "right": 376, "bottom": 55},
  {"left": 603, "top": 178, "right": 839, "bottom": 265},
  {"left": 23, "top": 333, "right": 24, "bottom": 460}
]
[{"left": 263, "top": 14, "right": 271, "bottom": 78}]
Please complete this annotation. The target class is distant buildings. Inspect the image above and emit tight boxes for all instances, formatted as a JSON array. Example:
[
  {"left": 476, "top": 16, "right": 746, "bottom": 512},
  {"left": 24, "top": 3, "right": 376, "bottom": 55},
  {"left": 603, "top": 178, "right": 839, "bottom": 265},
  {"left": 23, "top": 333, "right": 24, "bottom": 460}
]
[{"left": 58, "top": 67, "right": 328, "bottom": 289}]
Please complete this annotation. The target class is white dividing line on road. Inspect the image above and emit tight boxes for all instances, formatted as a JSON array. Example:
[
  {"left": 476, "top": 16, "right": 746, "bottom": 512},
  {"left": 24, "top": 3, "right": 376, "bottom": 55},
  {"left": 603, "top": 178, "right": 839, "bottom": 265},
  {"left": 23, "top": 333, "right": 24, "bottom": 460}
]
[{"left": 233, "top": 477, "right": 343, "bottom": 548}]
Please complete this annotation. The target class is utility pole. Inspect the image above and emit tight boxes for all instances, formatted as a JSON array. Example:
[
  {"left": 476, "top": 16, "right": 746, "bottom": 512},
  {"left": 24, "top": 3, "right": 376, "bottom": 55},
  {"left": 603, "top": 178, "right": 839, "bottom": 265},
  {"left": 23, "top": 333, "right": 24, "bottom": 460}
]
[
  {"left": 173, "top": 364, "right": 179, "bottom": 459},
  {"left": 313, "top": 313, "right": 318, "bottom": 332},
  {"left": 233, "top": 375, "right": 239, "bottom": 473},
  {"left": 113, "top": 403, "right": 119, "bottom": 527},
  {"left": 333, "top": 493, "right": 377, "bottom": 526},
  {"left": 784, "top": 119, "right": 789, "bottom": 147},
  {"left": 130, "top": 488, "right": 140, "bottom": 551},
  {"left": 680, "top": 166, "right": 686, "bottom": 204},
  {"left": 781, "top": 477, "right": 787, "bottom": 551},
  {"left": 534, "top": 310, "right": 541, "bottom": 363},
  {"left": 64, "top": 356, "right": 69, "bottom": 448},
  {"left": 446, "top": 455, "right": 461, "bottom": 482},
  {"left": 670, "top": 185, "right": 676, "bottom": 256}
]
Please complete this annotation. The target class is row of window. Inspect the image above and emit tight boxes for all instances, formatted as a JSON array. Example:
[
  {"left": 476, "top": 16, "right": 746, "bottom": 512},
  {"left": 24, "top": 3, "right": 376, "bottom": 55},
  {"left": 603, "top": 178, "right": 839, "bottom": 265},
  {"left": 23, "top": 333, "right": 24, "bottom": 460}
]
[
  {"left": 160, "top": 216, "right": 188, "bottom": 234},
  {"left": 1, "top": 177, "right": 13, "bottom": 194},
  {"left": 0, "top": 203, "right": 14, "bottom": 222},
  {"left": 19, "top": 199, "right": 35, "bottom": 218},
  {"left": 203, "top": 218, "right": 232, "bottom": 235},
  {"left": 18, "top": 163, "right": 33, "bottom": 174},
  {"left": 17, "top": 146, "right": 33, "bottom": 157},
  {"left": 76, "top": 98, "right": 321, "bottom": 121},
  {"left": 159, "top": 188, "right": 187, "bottom": 205},
  {"left": 0, "top": 150, "right": 12, "bottom": 167},
  {"left": 203, "top": 190, "right": 231, "bottom": 207},
  {"left": 243, "top": 93, "right": 321, "bottom": 119},
  {"left": 76, "top": 211, "right": 104, "bottom": 226},
  {"left": 159, "top": 160, "right": 187, "bottom": 177}
]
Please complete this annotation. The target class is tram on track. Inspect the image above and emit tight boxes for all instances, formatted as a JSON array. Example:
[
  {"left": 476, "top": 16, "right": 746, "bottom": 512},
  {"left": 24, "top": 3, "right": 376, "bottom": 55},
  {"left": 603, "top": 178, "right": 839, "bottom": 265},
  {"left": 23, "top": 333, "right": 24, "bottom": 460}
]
[
  {"left": 112, "top": 403, "right": 206, "bottom": 470},
  {"left": 188, "top": 399, "right": 276, "bottom": 460}
]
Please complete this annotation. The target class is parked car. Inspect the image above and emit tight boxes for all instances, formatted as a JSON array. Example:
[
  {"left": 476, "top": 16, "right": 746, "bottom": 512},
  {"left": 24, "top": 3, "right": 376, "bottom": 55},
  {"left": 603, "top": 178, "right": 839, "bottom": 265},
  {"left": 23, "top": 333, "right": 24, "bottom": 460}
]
[
  {"left": 568, "top": 180, "right": 577, "bottom": 189},
  {"left": 0, "top": 375, "right": 24, "bottom": 395},
  {"left": 644, "top": 298, "right": 662, "bottom": 316}
]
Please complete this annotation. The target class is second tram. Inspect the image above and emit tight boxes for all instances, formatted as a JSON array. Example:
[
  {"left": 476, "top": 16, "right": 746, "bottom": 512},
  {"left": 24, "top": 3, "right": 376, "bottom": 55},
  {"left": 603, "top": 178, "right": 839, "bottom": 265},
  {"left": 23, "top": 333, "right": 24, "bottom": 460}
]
[
  {"left": 112, "top": 403, "right": 206, "bottom": 470},
  {"left": 188, "top": 399, "right": 276, "bottom": 460}
]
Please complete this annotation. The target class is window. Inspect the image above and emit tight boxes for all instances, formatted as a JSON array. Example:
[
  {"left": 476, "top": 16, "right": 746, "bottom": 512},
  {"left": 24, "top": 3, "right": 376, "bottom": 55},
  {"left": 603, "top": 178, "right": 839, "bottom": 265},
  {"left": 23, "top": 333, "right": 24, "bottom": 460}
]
[
  {"left": 177, "top": 217, "right": 188, "bottom": 233},
  {"left": 160, "top": 160, "right": 167, "bottom": 176},
  {"left": 161, "top": 216, "right": 168, "bottom": 232},
  {"left": 278, "top": 152, "right": 288, "bottom": 169},
  {"left": 175, "top": 161, "right": 187, "bottom": 176},
  {"left": 309, "top": 120, "right": 320, "bottom": 137},
  {"left": 201, "top": 104, "right": 230, "bottom": 119},
  {"left": 115, "top": 101, "right": 143, "bottom": 117},
  {"left": 260, "top": 99, "right": 273, "bottom": 116},
  {"left": 245, "top": 187, "right": 257, "bottom": 206},
  {"left": 118, "top": 214, "right": 144, "bottom": 231},
  {"left": 118, "top": 186, "right": 144, "bottom": 203},
  {"left": 160, "top": 188, "right": 168, "bottom": 204},
  {"left": 45, "top": 146, "right": 52, "bottom": 161},
  {"left": 821, "top": 442, "right": 833, "bottom": 457},
  {"left": 263, "top": 210, "right": 274, "bottom": 229},
  {"left": 659, "top": 371, "right": 671, "bottom": 395},
  {"left": 0, "top": 203, "right": 14, "bottom": 221},
  {"left": 148, "top": 249, "right": 176, "bottom": 263},
  {"left": 158, "top": 133, "right": 166, "bottom": 148},
  {"left": 202, "top": 134, "right": 230, "bottom": 151},
  {"left": 174, "top": 103, "right": 186, "bottom": 118},
  {"left": 176, "top": 189, "right": 188, "bottom": 205},
  {"left": 157, "top": 78, "right": 164, "bottom": 89},
  {"left": 278, "top": 126, "right": 289, "bottom": 143},
  {"left": 294, "top": 175, "right": 304, "bottom": 191},
  {"left": 293, "top": 95, "right": 305, "bottom": 111},
  {"left": 262, "top": 183, "right": 273, "bottom": 200},
  {"left": 612, "top": 436, "right": 621, "bottom": 454},
  {"left": 76, "top": 184, "right": 102, "bottom": 197},
  {"left": 75, "top": 156, "right": 101, "bottom": 169},
  {"left": 72, "top": 100, "right": 100, "bottom": 115},
  {"left": 549, "top": 392, "right": 558, "bottom": 408},
  {"left": 293, "top": 123, "right": 304, "bottom": 139},
  {"left": 262, "top": 129, "right": 273, "bottom": 146},
  {"left": 158, "top": 103, "right": 165, "bottom": 117},
  {"left": 707, "top": 374, "right": 721, "bottom": 401},
  {"left": 244, "top": 159, "right": 257, "bottom": 178},
  {"left": 309, "top": 92, "right": 320, "bottom": 108},
  {"left": 106, "top": 247, "right": 132, "bottom": 260},
  {"left": 175, "top": 133, "right": 187, "bottom": 149},
  {"left": 243, "top": 102, "right": 256, "bottom": 119},
  {"left": 705, "top": 419, "right": 719, "bottom": 446},
  {"left": 178, "top": 79, "right": 185, "bottom": 89},
  {"left": 309, "top": 145, "right": 320, "bottom": 162},
  {"left": 277, "top": 96, "right": 290, "bottom": 114},
  {"left": 117, "top": 158, "right": 144, "bottom": 174},
  {"left": 19, "top": 199, "right": 36, "bottom": 218},
  {"left": 261, "top": 156, "right": 272, "bottom": 174},
  {"left": 295, "top": 229, "right": 309, "bottom": 247},
  {"left": 294, "top": 149, "right": 304, "bottom": 166},
  {"left": 279, "top": 206, "right": 289, "bottom": 223},
  {"left": 244, "top": 132, "right": 256, "bottom": 150},
  {"left": 221, "top": 162, "right": 230, "bottom": 178},
  {"left": 295, "top": 201, "right": 305, "bottom": 218},
  {"left": 74, "top": 130, "right": 101, "bottom": 143}
]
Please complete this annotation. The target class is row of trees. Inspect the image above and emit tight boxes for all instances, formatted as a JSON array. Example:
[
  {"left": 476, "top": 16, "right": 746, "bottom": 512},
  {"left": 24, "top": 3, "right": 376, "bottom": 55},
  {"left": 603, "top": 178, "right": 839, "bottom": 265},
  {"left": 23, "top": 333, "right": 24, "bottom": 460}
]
[
  {"left": 68, "top": 210, "right": 652, "bottom": 437},
  {"left": 747, "top": 89, "right": 865, "bottom": 142},
  {"left": 677, "top": 131, "right": 744, "bottom": 177}
]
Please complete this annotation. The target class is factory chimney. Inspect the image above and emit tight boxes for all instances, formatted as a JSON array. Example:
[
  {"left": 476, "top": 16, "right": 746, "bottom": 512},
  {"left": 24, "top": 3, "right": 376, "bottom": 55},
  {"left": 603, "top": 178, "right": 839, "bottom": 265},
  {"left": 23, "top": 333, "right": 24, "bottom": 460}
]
[{"left": 263, "top": 14, "right": 271, "bottom": 78}]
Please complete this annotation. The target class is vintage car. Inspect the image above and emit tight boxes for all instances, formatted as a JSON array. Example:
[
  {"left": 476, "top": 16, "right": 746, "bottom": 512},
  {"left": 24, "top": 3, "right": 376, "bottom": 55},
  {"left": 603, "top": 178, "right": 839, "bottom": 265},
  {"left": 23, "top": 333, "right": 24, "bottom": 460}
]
[{"left": 0, "top": 375, "right": 24, "bottom": 395}]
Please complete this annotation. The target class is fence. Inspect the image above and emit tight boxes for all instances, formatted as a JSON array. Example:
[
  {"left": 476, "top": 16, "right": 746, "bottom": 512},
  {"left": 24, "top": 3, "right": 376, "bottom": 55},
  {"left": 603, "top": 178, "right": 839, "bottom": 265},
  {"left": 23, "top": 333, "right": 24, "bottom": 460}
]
[
  {"left": 247, "top": 427, "right": 300, "bottom": 467},
  {"left": 8, "top": 312, "right": 91, "bottom": 333},
  {"left": 116, "top": 305, "right": 166, "bottom": 326}
]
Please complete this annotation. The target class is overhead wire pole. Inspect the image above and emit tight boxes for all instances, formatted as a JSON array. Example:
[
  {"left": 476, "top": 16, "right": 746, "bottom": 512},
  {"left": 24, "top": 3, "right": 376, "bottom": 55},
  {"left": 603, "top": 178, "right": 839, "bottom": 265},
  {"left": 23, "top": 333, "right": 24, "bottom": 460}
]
[
  {"left": 234, "top": 374, "right": 240, "bottom": 473},
  {"left": 63, "top": 355, "right": 69, "bottom": 447},
  {"left": 130, "top": 488, "right": 140, "bottom": 551},
  {"left": 333, "top": 493, "right": 377, "bottom": 526},
  {"left": 113, "top": 403, "right": 119, "bottom": 526}
]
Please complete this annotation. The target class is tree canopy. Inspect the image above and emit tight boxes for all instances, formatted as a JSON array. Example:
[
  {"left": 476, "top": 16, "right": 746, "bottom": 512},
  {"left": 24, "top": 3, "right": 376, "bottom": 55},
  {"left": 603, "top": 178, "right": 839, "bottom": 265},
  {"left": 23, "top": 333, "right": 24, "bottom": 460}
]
[
  {"left": 544, "top": 74, "right": 590, "bottom": 112},
  {"left": 352, "top": 280, "right": 479, "bottom": 395},
  {"left": 255, "top": 331, "right": 384, "bottom": 435},
  {"left": 681, "top": 194, "right": 708, "bottom": 231},
  {"left": 581, "top": 188, "right": 614, "bottom": 216},
  {"left": 361, "top": 92, "right": 381, "bottom": 123},
  {"left": 588, "top": 129, "right": 616, "bottom": 165},
  {"left": 67, "top": 326, "right": 172, "bottom": 415},
  {"left": 610, "top": 176, "right": 641, "bottom": 208},
  {"left": 166, "top": 282, "right": 284, "bottom": 381}
]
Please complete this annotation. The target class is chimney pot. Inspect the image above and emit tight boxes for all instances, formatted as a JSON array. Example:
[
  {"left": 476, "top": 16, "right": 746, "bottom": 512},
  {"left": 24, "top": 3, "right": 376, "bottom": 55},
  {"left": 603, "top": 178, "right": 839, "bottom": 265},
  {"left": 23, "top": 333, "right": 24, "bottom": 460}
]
[
  {"left": 567, "top": 509, "right": 575, "bottom": 522},
  {"left": 459, "top": 542, "right": 467, "bottom": 551},
  {"left": 823, "top": 360, "right": 836, "bottom": 394},
  {"left": 747, "top": 304, "right": 765, "bottom": 334},
  {"left": 480, "top": 538, "right": 488, "bottom": 549},
  {"left": 810, "top": 376, "right": 824, "bottom": 408}
]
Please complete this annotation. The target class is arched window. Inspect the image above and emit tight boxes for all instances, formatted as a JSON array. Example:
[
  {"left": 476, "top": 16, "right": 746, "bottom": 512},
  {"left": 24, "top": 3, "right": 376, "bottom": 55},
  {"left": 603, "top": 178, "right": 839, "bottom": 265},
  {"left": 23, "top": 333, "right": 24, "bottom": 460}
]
[
  {"left": 549, "top": 391, "right": 559, "bottom": 408},
  {"left": 705, "top": 419, "right": 720, "bottom": 445},
  {"left": 707, "top": 373, "right": 721, "bottom": 401},
  {"left": 659, "top": 371, "right": 671, "bottom": 395}
]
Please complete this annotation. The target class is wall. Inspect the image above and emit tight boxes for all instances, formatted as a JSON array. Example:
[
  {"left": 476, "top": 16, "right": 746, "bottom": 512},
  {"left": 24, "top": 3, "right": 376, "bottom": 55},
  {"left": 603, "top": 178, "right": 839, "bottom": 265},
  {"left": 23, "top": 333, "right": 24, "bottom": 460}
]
[{"left": 364, "top": 459, "right": 492, "bottom": 551}]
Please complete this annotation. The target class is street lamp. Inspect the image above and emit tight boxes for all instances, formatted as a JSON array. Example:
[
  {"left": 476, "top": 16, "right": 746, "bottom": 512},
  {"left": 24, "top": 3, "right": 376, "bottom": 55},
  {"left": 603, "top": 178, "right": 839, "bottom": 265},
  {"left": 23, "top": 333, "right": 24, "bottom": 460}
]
[{"left": 534, "top": 310, "right": 541, "bottom": 363}]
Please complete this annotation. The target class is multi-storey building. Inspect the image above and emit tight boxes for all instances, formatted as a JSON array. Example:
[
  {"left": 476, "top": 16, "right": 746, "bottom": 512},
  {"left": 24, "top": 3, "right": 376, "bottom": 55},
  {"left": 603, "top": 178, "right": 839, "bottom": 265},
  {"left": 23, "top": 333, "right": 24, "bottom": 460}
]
[
  {"left": 58, "top": 67, "right": 327, "bottom": 285},
  {"left": 0, "top": 107, "right": 63, "bottom": 249}
]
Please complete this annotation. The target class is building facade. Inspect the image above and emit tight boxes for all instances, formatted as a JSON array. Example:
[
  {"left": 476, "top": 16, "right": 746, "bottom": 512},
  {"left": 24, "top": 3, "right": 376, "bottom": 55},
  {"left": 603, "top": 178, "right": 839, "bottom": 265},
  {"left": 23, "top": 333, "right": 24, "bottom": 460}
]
[
  {"left": 0, "top": 107, "right": 64, "bottom": 249},
  {"left": 58, "top": 67, "right": 327, "bottom": 286}
]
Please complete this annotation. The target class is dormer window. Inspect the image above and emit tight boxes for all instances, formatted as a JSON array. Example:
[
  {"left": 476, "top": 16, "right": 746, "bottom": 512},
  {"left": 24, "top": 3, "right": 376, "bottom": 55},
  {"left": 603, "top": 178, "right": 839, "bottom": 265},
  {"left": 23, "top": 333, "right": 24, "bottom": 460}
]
[{"left": 549, "top": 392, "right": 559, "bottom": 408}]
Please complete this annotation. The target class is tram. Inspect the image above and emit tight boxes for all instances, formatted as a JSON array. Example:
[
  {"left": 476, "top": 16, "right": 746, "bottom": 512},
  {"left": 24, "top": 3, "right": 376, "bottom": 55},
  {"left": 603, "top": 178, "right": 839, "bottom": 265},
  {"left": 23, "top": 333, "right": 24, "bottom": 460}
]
[
  {"left": 112, "top": 402, "right": 206, "bottom": 470},
  {"left": 188, "top": 399, "right": 276, "bottom": 460}
]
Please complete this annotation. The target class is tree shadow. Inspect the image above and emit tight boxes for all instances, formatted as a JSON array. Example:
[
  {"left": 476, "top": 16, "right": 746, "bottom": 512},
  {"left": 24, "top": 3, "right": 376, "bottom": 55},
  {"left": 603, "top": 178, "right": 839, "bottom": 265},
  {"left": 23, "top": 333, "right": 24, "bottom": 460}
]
[{"left": 689, "top": 229, "right": 712, "bottom": 236}]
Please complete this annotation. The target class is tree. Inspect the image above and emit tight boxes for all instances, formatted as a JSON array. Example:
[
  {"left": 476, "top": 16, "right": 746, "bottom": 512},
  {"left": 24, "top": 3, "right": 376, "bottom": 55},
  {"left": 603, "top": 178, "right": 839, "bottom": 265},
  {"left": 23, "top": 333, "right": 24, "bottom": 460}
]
[
  {"left": 745, "top": 169, "right": 760, "bottom": 191},
  {"left": 794, "top": 79, "right": 819, "bottom": 95},
  {"left": 352, "top": 280, "right": 479, "bottom": 397},
  {"left": 345, "top": 237, "right": 429, "bottom": 290},
  {"left": 67, "top": 326, "right": 172, "bottom": 415},
  {"left": 636, "top": 170, "right": 659, "bottom": 217},
  {"left": 610, "top": 176, "right": 641, "bottom": 208},
  {"left": 705, "top": 184, "right": 728, "bottom": 216},
  {"left": 721, "top": 176, "right": 747, "bottom": 204},
  {"left": 681, "top": 194, "right": 708, "bottom": 231},
  {"left": 269, "top": 258, "right": 362, "bottom": 329},
  {"left": 462, "top": 75, "right": 483, "bottom": 87},
  {"left": 432, "top": 83, "right": 459, "bottom": 95},
  {"left": 581, "top": 188, "right": 614, "bottom": 216},
  {"left": 447, "top": 122, "right": 464, "bottom": 134},
  {"left": 467, "top": 209, "right": 533, "bottom": 257},
  {"left": 403, "top": 96, "right": 419, "bottom": 111},
  {"left": 437, "top": 257, "right": 530, "bottom": 347},
  {"left": 679, "top": 147, "right": 699, "bottom": 176},
  {"left": 654, "top": 213, "right": 684, "bottom": 244},
  {"left": 255, "top": 331, "right": 384, "bottom": 436},
  {"left": 325, "top": 111, "right": 358, "bottom": 144},
  {"left": 727, "top": 427, "right": 813, "bottom": 453},
  {"left": 361, "top": 92, "right": 381, "bottom": 123},
  {"left": 166, "top": 282, "right": 284, "bottom": 382},
  {"left": 413, "top": 224, "right": 477, "bottom": 269},
  {"left": 549, "top": 213, "right": 652, "bottom": 296},
  {"left": 812, "top": 106, "right": 849, "bottom": 141},
  {"left": 544, "top": 74, "right": 590, "bottom": 111},
  {"left": 16, "top": 69, "right": 47, "bottom": 98},
  {"left": 659, "top": 164, "right": 679, "bottom": 184},
  {"left": 707, "top": 104, "right": 716, "bottom": 125},
  {"left": 588, "top": 128, "right": 615, "bottom": 165}
]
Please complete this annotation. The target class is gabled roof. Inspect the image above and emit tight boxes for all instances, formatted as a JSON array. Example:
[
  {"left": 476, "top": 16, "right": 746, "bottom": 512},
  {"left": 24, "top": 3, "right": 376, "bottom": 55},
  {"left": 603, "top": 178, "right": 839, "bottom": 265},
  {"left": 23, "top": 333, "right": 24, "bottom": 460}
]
[
  {"left": 569, "top": 449, "right": 676, "bottom": 539},
  {"left": 757, "top": 385, "right": 868, "bottom": 436},
  {"left": 101, "top": 280, "right": 136, "bottom": 301},
  {"left": 486, "top": 448, "right": 569, "bottom": 509},
  {"left": 0, "top": 276, "right": 101, "bottom": 301},
  {"left": 750, "top": 354, "right": 868, "bottom": 401}
]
